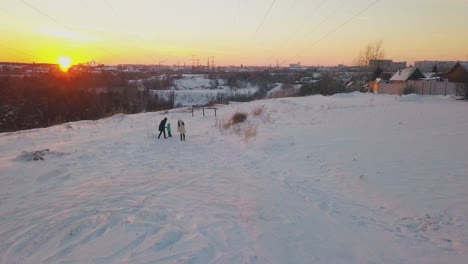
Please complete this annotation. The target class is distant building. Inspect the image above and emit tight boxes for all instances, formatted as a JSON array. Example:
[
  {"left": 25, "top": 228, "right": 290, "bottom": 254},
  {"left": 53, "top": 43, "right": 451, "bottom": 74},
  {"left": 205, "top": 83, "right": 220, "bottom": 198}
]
[
  {"left": 372, "top": 67, "right": 462, "bottom": 96},
  {"left": 392, "top": 61, "right": 407, "bottom": 71},
  {"left": 369, "top": 59, "right": 407, "bottom": 72},
  {"left": 96, "top": 66, "right": 119, "bottom": 72},
  {"left": 289, "top": 63, "right": 302, "bottom": 71},
  {"left": 297, "top": 74, "right": 321, "bottom": 85},
  {"left": 414, "top": 61, "right": 457, "bottom": 73},
  {"left": 437, "top": 62, "right": 468, "bottom": 84},
  {"left": 369, "top": 59, "right": 391, "bottom": 70}
]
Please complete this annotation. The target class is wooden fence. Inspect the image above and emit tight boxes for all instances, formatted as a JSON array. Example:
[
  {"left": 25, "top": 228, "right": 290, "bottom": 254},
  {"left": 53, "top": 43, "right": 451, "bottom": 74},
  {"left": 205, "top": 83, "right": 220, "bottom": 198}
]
[
  {"left": 372, "top": 80, "right": 464, "bottom": 96},
  {"left": 192, "top": 106, "right": 218, "bottom": 117}
]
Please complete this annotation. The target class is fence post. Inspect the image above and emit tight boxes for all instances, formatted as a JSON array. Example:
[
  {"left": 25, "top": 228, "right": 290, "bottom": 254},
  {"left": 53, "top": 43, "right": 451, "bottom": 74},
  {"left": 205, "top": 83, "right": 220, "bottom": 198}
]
[
  {"left": 192, "top": 106, "right": 194, "bottom": 117},
  {"left": 214, "top": 108, "right": 217, "bottom": 116},
  {"left": 202, "top": 107, "right": 205, "bottom": 116},
  {"left": 445, "top": 81, "right": 447, "bottom": 96},
  {"left": 422, "top": 82, "right": 424, "bottom": 95}
]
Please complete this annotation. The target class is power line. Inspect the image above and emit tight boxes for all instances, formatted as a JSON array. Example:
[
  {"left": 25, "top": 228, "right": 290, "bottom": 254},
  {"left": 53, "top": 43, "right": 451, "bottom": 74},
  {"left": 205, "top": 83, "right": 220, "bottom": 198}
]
[
  {"left": 312, "top": 0, "right": 380, "bottom": 46},
  {"left": 254, "top": 0, "right": 278, "bottom": 35},
  {"left": 18, "top": 0, "right": 117, "bottom": 60},
  {"left": 98, "top": 0, "right": 161, "bottom": 63},
  {"left": 309, "top": 0, "right": 332, "bottom": 24},
  {"left": 313, "top": 0, "right": 329, "bottom": 14},
  {"left": 270, "top": 0, "right": 330, "bottom": 43},
  {"left": 279, "top": 0, "right": 380, "bottom": 66},
  {"left": 102, "top": 0, "right": 117, "bottom": 15},
  {"left": 19, "top": 0, "right": 61, "bottom": 24},
  {"left": 297, "top": 0, "right": 329, "bottom": 28},
  {"left": 304, "top": 0, "right": 344, "bottom": 40},
  {"left": 0, "top": 42, "right": 47, "bottom": 62},
  {"left": 258, "top": 0, "right": 331, "bottom": 66},
  {"left": 260, "top": 0, "right": 332, "bottom": 66}
]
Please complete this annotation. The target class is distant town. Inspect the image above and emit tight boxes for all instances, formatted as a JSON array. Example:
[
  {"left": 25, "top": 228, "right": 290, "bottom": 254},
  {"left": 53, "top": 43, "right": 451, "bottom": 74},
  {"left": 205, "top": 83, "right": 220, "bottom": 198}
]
[
  {"left": 2, "top": 58, "right": 467, "bottom": 96},
  {"left": 1, "top": 58, "right": 467, "bottom": 132},
  {"left": 1, "top": 59, "right": 466, "bottom": 88}
]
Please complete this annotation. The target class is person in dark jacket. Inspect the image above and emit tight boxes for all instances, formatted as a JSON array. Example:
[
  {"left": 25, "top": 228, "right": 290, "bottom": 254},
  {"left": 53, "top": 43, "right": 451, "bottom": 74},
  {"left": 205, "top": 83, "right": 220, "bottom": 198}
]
[{"left": 158, "top": 117, "right": 168, "bottom": 139}]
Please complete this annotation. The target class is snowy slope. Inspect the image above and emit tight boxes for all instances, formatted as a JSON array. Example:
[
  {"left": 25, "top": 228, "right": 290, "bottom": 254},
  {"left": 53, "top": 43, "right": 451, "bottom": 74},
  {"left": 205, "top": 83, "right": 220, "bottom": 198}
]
[{"left": 1, "top": 93, "right": 468, "bottom": 263}]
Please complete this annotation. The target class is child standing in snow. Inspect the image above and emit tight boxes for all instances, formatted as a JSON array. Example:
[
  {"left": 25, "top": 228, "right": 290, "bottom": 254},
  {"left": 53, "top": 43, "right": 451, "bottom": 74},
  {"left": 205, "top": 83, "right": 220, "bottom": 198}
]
[
  {"left": 166, "top": 123, "right": 172, "bottom": 137},
  {"left": 177, "top": 120, "right": 186, "bottom": 141}
]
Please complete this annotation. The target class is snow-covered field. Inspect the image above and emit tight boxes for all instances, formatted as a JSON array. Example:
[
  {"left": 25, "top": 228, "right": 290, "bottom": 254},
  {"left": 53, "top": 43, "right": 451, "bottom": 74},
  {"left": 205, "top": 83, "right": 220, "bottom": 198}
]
[
  {"left": 149, "top": 74, "right": 260, "bottom": 106},
  {"left": 173, "top": 74, "right": 228, "bottom": 90},
  {"left": 1, "top": 93, "right": 467, "bottom": 263},
  {"left": 266, "top": 83, "right": 301, "bottom": 98}
]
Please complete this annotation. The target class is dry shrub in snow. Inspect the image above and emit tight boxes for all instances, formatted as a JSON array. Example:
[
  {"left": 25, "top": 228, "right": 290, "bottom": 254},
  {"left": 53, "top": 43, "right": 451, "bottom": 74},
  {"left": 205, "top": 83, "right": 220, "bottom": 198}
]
[
  {"left": 216, "top": 111, "right": 260, "bottom": 142},
  {"left": 232, "top": 112, "right": 247, "bottom": 124},
  {"left": 217, "top": 112, "right": 248, "bottom": 130},
  {"left": 16, "top": 149, "right": 70, "bottom": 161},
  {"left": 251, "top": 105, "right": 272, "bottom": 124},
  {"left": 243, "top": 123, "right": 258, "bottom": 142},
  {"left": 215, "top": 118, "right": 226, "bottom": 130},
  {"left": 251, "top": 105, "right": 265, "bottom": 116},
  {"left": 229, "top": 120, "right": 258, "bottom": 142}
]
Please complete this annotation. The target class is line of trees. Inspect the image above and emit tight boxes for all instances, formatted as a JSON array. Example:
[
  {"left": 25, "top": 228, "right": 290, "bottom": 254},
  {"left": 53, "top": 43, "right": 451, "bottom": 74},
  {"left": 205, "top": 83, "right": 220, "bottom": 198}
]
[
  {"left": 355, "top": 40, "right": 385, "bottom": 67},
  {"left": 298, "top": 73, "right": 345, "bottom": 96},
  {"left": 1, "top": 65, "right": 373, "bottom": 132},
  {"left": 0, "top": 72, "right": 174, "bottom": 132}
]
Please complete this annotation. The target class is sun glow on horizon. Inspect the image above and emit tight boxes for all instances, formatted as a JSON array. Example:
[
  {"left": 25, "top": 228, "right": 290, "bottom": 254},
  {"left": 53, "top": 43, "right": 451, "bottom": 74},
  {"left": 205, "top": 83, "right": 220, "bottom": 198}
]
[
  {"left": 1, "top": 1, "right": 467, "bottom": 66},
  {"left": 58, "top": 56, "right": 72, "bottom": 72}
]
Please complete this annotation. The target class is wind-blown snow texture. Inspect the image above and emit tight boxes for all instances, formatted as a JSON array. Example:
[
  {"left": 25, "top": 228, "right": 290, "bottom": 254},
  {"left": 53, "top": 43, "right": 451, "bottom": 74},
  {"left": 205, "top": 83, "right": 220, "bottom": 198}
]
[{"left": 1, "top": 93, "right": 467, "bottom": 263}]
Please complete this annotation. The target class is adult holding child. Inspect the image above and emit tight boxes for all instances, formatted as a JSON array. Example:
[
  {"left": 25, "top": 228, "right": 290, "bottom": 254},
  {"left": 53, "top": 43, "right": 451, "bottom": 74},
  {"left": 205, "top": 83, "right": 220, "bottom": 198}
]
[{"left": 158, "top": 117, "right": 168, "bottom": 139}]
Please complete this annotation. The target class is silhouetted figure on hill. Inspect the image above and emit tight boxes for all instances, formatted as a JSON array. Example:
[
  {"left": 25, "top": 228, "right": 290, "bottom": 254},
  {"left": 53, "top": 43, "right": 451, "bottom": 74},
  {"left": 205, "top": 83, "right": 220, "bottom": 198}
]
[{"left": 158, "top": 117, "right": 168, "bottom": 139}]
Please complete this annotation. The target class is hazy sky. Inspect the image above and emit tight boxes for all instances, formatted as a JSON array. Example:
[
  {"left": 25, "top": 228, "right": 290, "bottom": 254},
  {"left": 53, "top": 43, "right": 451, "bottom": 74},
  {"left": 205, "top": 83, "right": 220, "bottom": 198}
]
[{"left": 1, "top": 0, "right": 467, "bottom": 66}]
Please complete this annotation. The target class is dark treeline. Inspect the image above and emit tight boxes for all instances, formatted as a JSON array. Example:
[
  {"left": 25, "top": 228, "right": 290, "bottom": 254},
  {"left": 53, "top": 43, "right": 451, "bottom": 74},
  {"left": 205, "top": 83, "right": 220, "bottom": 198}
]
[
  {"left": 1, "top": 68, "right": 354, "bottom": 132},
  {"left": 215, "top": 69, "right": 348, "bottom": 100},
  {"left": 299, "top": 73, "right": 346, "bottom": 96},
  {"left": 213, "top": 69, "right": 317, "bottom": 102},
  {"left": 0, "top": 72, "right": 174, "bottom": 132},
  {"left": 142, "top": 74, "right": 183, "bottom": 90},
  {"left": 216, "top": 69, "right": 315, "bottom": 87}
]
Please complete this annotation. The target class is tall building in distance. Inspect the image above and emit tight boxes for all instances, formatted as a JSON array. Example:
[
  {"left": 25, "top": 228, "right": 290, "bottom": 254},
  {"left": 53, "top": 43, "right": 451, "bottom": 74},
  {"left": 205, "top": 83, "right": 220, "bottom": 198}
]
[{"left": 369, "top": 59, "right": 407, "bottom": 72}]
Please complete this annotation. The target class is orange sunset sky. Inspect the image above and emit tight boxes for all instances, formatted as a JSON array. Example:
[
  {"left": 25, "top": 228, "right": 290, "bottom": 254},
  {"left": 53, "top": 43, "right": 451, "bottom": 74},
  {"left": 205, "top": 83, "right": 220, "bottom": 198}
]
[{"left": 1, "top": 0, "right": 467, "bottom": 66}]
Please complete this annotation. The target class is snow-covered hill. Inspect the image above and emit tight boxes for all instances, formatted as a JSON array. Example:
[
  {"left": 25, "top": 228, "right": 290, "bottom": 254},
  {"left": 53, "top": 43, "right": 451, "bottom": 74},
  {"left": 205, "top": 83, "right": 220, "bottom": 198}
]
[{"left": 1, "top": 93, "right": 467, "bottom": 263}]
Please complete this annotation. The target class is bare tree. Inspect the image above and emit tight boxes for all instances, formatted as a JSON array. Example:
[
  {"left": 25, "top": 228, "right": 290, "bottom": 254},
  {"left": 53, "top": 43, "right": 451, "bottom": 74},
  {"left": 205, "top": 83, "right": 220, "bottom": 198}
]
[{"left": 355, "top": 40, "right": 385, "bottom": 66}]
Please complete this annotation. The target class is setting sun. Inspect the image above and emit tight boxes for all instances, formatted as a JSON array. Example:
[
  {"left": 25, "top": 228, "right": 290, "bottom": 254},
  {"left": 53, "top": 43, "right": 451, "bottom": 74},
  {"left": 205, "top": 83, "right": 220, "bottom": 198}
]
[{"left": 58, "top": 56, "right": 72, "bottom": 72}]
